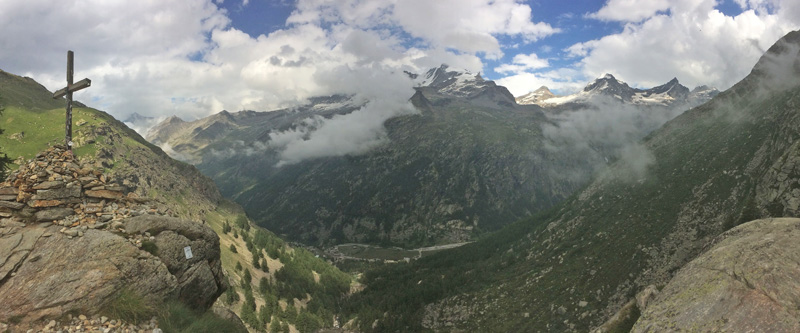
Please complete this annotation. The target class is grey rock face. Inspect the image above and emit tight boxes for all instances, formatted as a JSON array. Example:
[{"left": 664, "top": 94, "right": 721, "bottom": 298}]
[
  {"left": 0, "top": 224, "right": 173, "bottom": 322},
  {"left": 211, "top": 302, "right": 249, "bottom": 333},
  {"left": 0, "top": 227, "right": 43, "bottom": 281},
  {"left": 632, "top": 218, "right": 800, "bottom": 332},
  {"left": 0, "top": 215, "right": 224, "bottom": 323},
  {"left": 124, "top": 215, "right": 225, "bottom": 309},
  {"left": 0, "top": 200, "right": 24, "bottom": 210}
]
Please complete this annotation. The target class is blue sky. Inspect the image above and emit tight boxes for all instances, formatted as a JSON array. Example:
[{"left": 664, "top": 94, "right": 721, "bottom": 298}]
[{"left": 1, "top": 0, "right": 798, "bottom": 125}]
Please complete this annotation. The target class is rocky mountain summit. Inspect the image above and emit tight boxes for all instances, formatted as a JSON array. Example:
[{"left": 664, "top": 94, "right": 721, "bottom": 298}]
[
  {"left": 0, "top": 146, "right": 224, "bottom": 325},
  {"left": 146, "top": 95, "right": 363, "bottom": 165},
  {"left": 122, "top": 112, "right": 160, "bottom": 136}
]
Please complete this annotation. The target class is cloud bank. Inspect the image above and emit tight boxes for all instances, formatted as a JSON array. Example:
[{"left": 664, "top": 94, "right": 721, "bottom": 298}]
[
  {"left": 541, "top": 95, "right": 690, "bottom": 183},
  {"left": 0, "top": 0, "right": 557, "bottom": 163},
  {"left": 497, "top": 0, "right": 800, "bottom": 97}
]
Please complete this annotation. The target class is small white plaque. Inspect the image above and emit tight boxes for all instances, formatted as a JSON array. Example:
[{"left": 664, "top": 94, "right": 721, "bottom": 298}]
[{"left": 184, "top": 246, "right": 193, "bottom": 259}]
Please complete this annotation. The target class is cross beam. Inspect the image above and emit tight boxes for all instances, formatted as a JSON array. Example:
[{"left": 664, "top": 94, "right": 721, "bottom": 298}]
[
  {"left": 53, "top": 78, "right": 91, "bottom": 99},
  {"left": 52, "top": 50, "right": 91, "bottom": 151}
]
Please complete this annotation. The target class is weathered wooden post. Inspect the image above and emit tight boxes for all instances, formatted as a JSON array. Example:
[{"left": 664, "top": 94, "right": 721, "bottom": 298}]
[{"left": 53, "top": 50, "right": 91, "bottom": 151}]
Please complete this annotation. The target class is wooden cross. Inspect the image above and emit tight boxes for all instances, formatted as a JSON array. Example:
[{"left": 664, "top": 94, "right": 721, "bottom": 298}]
[{"left": 52, "top": 50, "right": 91, "bottom": 151}]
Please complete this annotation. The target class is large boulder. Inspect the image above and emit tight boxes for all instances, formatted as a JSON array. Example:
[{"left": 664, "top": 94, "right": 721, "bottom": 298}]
[
  {"left": 0, "top": 215, "right": 225, "bottom": 323},
  {"left": 632, "top": 218, "right": 800, "bottom": 332},
  {"left": 124, "top": 215, "right": 225, "bottom": 310}
]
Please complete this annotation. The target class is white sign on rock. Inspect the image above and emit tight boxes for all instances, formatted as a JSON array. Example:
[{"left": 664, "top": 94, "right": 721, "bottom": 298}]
[{"left": 184, "top": 246, "right": 193, "bottom": 259}]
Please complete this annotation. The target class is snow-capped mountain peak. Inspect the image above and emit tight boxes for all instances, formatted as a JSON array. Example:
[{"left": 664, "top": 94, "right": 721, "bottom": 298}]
[
  {"left": 410, "top": 64, "right": 516, "bottom": 106},
  {"left": 583, "top": 73, "right": 636, "bottom": 100},
  {"left": 643, "top": 77, "right": 687, "bottom": 96},
  {"left": 688, "top": 85, "right": 721, "bottom": 103},
  {"left": 630, "top": 77, "right": 690, "bottom": 105},
  {"left": 690, "top": 85, "right": 720, "bottom": 96},
  {"left": 515, "top": 86, "right": 555, "bottom": 105},
  {"left": 415, "top": 64, "right": 483, "bottom": 91}
]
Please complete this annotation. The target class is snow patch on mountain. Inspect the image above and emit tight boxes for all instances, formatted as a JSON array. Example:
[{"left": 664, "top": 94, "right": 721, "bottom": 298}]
[
  {"left": 414, "top": 64, "right": 487, "bottom": 97},
  {"left": 515, "top": 86, "right": 555, "bottom": 105}
]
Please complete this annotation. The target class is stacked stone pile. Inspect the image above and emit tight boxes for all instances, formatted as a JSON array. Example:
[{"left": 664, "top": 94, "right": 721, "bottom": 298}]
[{"left": 0, "top": 145, "right": 171, "bottom": 239}]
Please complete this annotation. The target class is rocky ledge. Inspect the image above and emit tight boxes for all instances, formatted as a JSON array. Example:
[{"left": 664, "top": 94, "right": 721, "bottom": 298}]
[
  {"left": 0, "top": 146, "right": 225, "bottom": 325},
  {"left": 632, "top": 218, "right": 800, "bottom": 332}
]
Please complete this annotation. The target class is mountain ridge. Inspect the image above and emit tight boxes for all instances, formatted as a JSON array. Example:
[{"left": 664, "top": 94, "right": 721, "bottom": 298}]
[{"left": 516, "top": 73, "right": 719, "bottom": 107}]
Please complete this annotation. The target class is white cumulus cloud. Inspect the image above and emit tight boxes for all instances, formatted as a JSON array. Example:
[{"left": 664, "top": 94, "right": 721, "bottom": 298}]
[
  {"left": 494, "top": 53, "right": 550, "bottom": 74},
  {"left": 588, "top": 0, "right": 672, "bottom": 22},
  {"left": 575, "top": 0, "right": 800, "bottom": 90}
]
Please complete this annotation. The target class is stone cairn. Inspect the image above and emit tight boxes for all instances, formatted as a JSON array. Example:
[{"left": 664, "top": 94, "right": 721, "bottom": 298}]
[{"left": 0, "top": 145, "right": 168, "bottom": 241}]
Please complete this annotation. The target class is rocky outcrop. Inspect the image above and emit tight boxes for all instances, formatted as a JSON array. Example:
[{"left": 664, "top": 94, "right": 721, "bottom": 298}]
[
  {"left": 0, "top": 146, "right": 225, "bottom": 324},
  {"left": 0, "top": 222, "right": 174, "bottom": 322},
  {"left": 632, "top": 218, "right": 800, "bottom": 332},
  {"left": 125, "top": 215, "right": 225, "bottom": 309}
]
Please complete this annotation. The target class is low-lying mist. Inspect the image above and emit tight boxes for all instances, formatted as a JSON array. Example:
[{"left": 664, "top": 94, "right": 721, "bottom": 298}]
[{"left": 540, "top": 96, "right": 696, "bottom": 183}]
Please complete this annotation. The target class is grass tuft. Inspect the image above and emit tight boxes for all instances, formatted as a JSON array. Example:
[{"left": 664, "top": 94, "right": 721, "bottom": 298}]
[
  {"left": 103, "top": 288, "right": 155, "bottom": 324},
  {"left": 141, "top": 240, "right": 159, "bottom": 256},
  {"left": 157, "top": 300, "right": 246, "bottom": 333}
]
